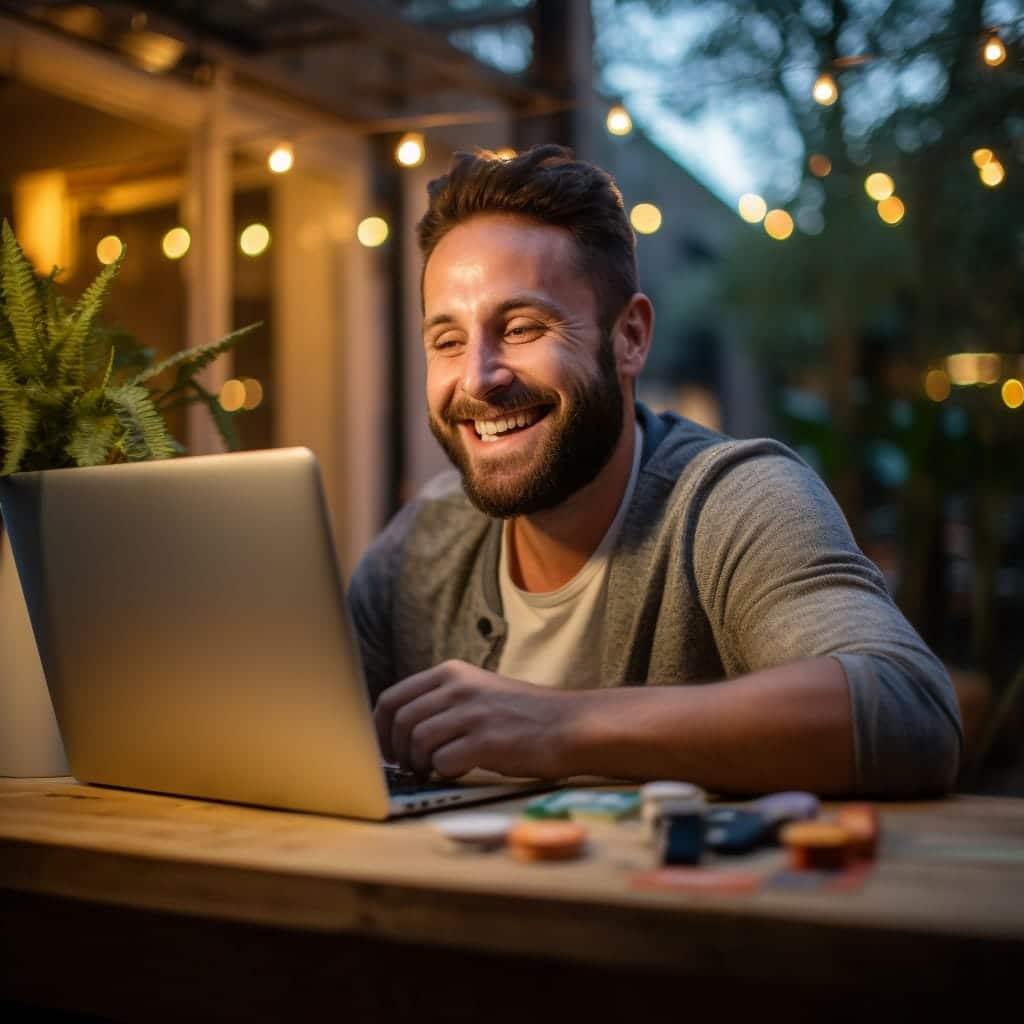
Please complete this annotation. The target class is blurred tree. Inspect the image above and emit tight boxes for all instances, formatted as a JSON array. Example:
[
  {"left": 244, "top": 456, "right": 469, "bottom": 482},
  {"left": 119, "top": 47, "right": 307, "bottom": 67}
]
[{"left": 596, "top": 0, "right": 1024, "bottom": 680}]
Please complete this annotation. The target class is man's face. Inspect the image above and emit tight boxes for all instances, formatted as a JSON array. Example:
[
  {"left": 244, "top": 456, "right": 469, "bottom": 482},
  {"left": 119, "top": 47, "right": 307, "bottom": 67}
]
[{"left": 422, "top": 213, "right": 625, "bottom": 518}]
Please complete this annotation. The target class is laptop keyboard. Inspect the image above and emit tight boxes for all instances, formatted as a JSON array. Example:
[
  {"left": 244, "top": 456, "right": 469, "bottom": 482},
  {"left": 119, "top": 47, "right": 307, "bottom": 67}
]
[{"left": 384, "top": 764, "right": 461, "bottom": 795}]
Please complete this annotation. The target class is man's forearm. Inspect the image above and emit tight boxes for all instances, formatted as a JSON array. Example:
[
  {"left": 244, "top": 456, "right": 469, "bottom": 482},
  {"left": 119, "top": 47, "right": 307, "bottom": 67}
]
[{"left": 559, "top": 656, "right": 855, "bottom": 794}]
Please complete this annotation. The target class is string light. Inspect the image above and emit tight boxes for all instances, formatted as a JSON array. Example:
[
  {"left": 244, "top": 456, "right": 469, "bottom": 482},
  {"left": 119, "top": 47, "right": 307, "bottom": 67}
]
[
  {"left": 268, "top": 143, "right": 294, "bottom": 174},
  {"left": 983, "top": 33, "right": 1007, "bottom": 66},
  {"left": 239, "top": 223, "right": 270, "bottom": 256},
  {"left": 630, "top": 203, "right": 662, "bottom": 234},
  {"left": 1002, "top": 379, "right": 1024, "bottom": 409},
  {"left": 737, "top": 193, "right": 767, "bottom": 223},
  {"left": 947, "top": 353, "right": 1001, "bottom": 386},
  {"left": 161, "top": 227, "right": 190, "bottom": 259},
  {"left": 219, "top": 379, "right": 246, "bottom": 412},
  {"left": 357, "top": 217, "right": 389, "bottom": 247},
  {"left": 979, "top": 159, "right": 1005, "bottom": 187},
  {"left": 924, "top": 369, "right": 951, "bottom": 402},
  {"left": 877, "top": 196, "right": 905, "bottom": 224},
  {"left": 606, "top": 105, "right": 633, "bottom": 136},
  {"left": 812, "top": 73, "right": 838, "bottom": 106},
  {"left": 396, "top": 132, "right": 426, "bottom": 167},
  {"left": 972, "top": 148, "right": 994, "bottom": 167},
  {"left": 763, "top": 209, "right": 794, "bottom": 239},
  {"left": 808, "top": 154, "right": 832, "bottom": 177},
  {"left": 96, "top": 235, "right": 123, "bottom": 264},
  {"left": 864, "top": 172, "right": 895, "bottom": 200}
]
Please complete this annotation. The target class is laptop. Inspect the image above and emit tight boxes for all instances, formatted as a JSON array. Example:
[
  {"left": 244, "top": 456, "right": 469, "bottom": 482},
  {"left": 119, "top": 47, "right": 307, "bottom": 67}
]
[{"left": 0, "top": 448, "right": 548, "bottom": 819}]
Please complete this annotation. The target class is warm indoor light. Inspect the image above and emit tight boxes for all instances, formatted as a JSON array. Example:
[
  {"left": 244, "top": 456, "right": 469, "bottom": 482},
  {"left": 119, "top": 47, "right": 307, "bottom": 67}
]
[
  {"left": 161, "top": 226, "right": 190, "bottom": 260},
  {"left": 357, "top": 216, "right": 389, "bottom": 247},
  {"left": 763, "top": 209, "right": 794, "bottom": 240},
  {"left": 979, "top": 159, "right": 1005, "bottom": 187},
  {"left": 924, "top": 369, "right": 951, "bottom": 403},
  {"left": 864, "top": 172, "right": 895, "bottom": 200},
  {"left": 606, "top": 105, "right": 633, "bottom": 136},
  {"left": 737, "top": 193, "right": 768, "bottom": 223},
  {"left": 242, "top": 378, "right": 264, "bottom": 410},
  {"left": 268, "top": 143, "right": 294, "bottom": 174},
  {"left": 877, "top": 196, "right": 905, "bottom": 224},
  {"left": 219, "top": 379, "right": 246, "bottom": 412},
  {"left": 96, "top": 235, "right": 123, "bottom": 265},
  {"left": 630, "top": 203, "right": 662, "bottom": 234},
  {"left": 1002, "top": 379, "right": 1024, "bottom": 409},
  {"left": 972, "top": 147, "right": 994, "bottom": 168},
  {"left": 812, "top": 73, "right": 838, "bottom": 105},
  {"left": 808, "top": 153, "right": 832, "bottom": 177},
  {"left": 495, "top": 148, "right": 517, "bottom": 161},
  {"left": 239, "top": 223, "right": 270, "bottom": 257},
  {"left": 983, "top": 34, "right": 1007, "bottom": 66},
  {"left": 396, "top": 132, "right": 426, "bottom": 168}
]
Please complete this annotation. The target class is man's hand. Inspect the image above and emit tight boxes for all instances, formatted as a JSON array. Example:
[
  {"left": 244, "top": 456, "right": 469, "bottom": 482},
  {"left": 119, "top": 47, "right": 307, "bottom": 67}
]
[{"left": 373, "top": 660, "right": 579, "bottom": 779}]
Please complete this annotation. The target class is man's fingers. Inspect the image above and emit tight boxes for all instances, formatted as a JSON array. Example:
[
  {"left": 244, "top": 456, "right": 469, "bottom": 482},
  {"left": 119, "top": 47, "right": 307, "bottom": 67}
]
[
  {"left": 391, "top": 687, "right": 457, "bottom": 769},
  {"left": 407, "top": 708, "right": 470, "bottom": 776},
  {"left": 373, "top": 665, "right": 448, "bottom": 760},
  {"left": 428, "top": 734, "right": 479, "bottom": 780}
]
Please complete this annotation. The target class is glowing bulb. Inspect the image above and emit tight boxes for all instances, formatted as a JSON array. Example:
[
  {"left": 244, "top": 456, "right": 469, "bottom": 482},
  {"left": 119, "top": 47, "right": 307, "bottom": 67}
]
[
  {"left": 924, "top": 369, "right": 951, "bottom": 403},
  {"left": 972, "top": 147, "right": 993, "bottom": 168},
  {"left": 737, "top": 194, "right": 767, "bottom": 223},
  {"left": 1002, "top": 379, "right": 1024, "bottom": 409},
  {"left": 357, "top": 216, "right": 389, "bottom": 247},
  {"left": 495, "top": 148, "right": 517, "bottom": 161},
  {"left": 980, "top": 160, "right": 1005, "bottom": 187},
  {"left": 630, "top": 203, "right": 662, "bottom": 234},
  {"left": 161, "top": 226, "right": 190, "bottom": 260},
  {"left": 763, "top": 209, "right": 794, "bottom": 240},
  {"left": 395, "top": 132, "right": 425, "bottom": 168},
  {"left": 239, "top": 223, "right": 270, "bottom": 256},
  {"left": 864, "top": 172, "right": 895, "bottom": 200},
  {"left": 268, "top": 143, "right": 294, "bottom": 174},
  {"left": 808, "top": 154, "right": 832, "bottom": 177},
  {"left": 96, "top": 235, "right": 124, "bottom": 265},
  {"left": 606, "top": 105, "right": 633, "bottom": 136},
  {"left": 812, "top": 73, "right": 838, "bottom": 106},
  {"left": 983, "top": 35, "right": 1006, "bottom": 66},
  {"left": 219, "top": 379, "right": 246, "bottom": 412}
]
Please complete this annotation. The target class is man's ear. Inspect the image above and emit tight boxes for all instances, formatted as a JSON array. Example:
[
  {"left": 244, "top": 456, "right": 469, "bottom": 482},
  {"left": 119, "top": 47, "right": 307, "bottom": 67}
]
[{"left": 614, "top": 293, "right": 654, "bottom": 380}]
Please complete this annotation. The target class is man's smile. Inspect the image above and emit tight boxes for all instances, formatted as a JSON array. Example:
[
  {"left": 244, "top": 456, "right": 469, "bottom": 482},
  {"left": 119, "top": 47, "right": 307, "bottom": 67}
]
[{"left": 466, "top": 405, "right": 552, "bottom": 443}]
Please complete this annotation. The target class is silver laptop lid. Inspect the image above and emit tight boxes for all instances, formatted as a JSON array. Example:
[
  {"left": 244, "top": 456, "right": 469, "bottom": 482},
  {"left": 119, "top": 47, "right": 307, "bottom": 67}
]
[{"left": 0, "top": 448, "right": 393, "bottom": 820}]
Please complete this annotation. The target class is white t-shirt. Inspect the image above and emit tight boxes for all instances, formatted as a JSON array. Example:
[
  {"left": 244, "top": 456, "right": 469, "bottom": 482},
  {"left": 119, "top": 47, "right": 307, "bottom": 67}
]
[{"left": 497, "top": 425, "right": 642, "bottom": 688}]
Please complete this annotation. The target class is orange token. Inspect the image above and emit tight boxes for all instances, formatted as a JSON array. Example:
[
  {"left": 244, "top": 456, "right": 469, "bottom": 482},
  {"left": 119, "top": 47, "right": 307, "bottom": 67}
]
[
  {"left": 838, "top": 804, "right": 880, "bottom": 860},
  {"left": 508, "top": 820, "right": 587, "bottom": 862},
  {"left": 780, "top": 822, "right": 852, "bottom": 871}
]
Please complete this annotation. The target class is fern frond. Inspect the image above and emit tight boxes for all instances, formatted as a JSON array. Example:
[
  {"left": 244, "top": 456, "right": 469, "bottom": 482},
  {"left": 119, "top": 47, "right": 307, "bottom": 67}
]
[
  {"left": 62, "top": 242, "right": 125, "bottom": 388},
  {"left": 0, "top": 220, "right": 44, "bottom": 376},
  {"left": 0, "top": 359, "right": 37, "bottom": 475},
  {"left": 65, "top": 413, "right": 119, "bottom": 467},
  {"left": 131, "top": 323, "right": 261, "bottom": 388},
  {"left": 105, "top": 383, "right": 176, "bottom": 461},
  {"left": 186, "top": 380, "right": 241, "bottom": 451}
]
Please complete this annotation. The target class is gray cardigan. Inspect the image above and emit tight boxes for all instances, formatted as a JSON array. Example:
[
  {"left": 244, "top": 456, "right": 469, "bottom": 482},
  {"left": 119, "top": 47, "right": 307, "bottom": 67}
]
[{"left": 348, "top": 404, "right": 962, "bottom": 796}]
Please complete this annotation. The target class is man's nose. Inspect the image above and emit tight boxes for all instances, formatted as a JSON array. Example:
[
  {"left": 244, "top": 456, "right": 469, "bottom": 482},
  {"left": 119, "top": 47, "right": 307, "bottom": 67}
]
[{"left": 460, "top": 336, "right": 514, "bottom": 399}]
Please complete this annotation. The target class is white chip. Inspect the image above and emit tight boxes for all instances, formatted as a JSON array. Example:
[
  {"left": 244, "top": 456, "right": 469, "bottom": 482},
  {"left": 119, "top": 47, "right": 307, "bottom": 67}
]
[{"left": 432, "top": 813, "right": 513, "bottom": 848}]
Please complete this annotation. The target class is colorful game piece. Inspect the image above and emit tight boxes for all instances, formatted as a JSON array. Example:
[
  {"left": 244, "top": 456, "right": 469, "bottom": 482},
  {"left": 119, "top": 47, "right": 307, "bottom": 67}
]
[
  {"left": 838, "top": 803, "right": 880, "bottom": 860},
  {"left": 432, "top": 813, "right": 513, "bottom": 851},
  {"left": 780, "top": 821, "right": 853, "bottom": 870},
  {"left": 508, "top": 820, "right": 588, "bottom": 862}
]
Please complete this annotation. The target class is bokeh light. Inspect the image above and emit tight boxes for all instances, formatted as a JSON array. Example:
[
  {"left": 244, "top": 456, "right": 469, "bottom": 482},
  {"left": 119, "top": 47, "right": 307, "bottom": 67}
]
[
  {"left": 877, "top": 196, "right": 905, "bottom": 224},
  {"left": 812, "top": 73, "right": 838, "bottom": 105},
  {"left": 738, "top": 193, "right": 767, "bottom": 223},
  {"left": 239, "top": 223, "right": 270, "bottom": 256},
  {"left": 219, "top": 379, "right": 246, "bottom": 412},
  {"left": 763, "top": 209, "right": 794, "bottom": 240},
  {"left": 242, "top": 378, "right": 264, "bottom": 410},
  {"left": 96, "top": 235, "right": 123, "bottom": 265},
  {"left": 979, "top": 160, "right": 1005, "bottom": 187},
  {"left": 630, "top": 203, "right": 662, "bottom": 234},
  {"left": 983, "top": 35, "right": 1007, "bottom": 66},
  {"left": 606, "top": 105, "right": 633, "bottom": 136},
  {"left": 161, "top": 227, "right": 190, "bottom": 260},
  {"left": 808, "top": 154, "right": 832, "bottom": 177},
  {"left": 924, "top": 369, "right": 951, "bottom": 402},
  {"left": 357, "top": 216, "right": 389, "bottom": 247},
  {"left": 972, "top": 147, "right": 993, "bottom": 168},
  {"left": 396, "top": 132, "right": 425, "bottom": 167},
  {"left": 495, "top": 148, "right": 517, "bottom": 161},
  {"left": 1002, "top": 379, "right": 1024, "bottom": 409},
  {"left": 864, "top": 172, "right": 895, "bottom": 200},
  {"left": 268, "top": 143, "right": 294, "bottom": 174}
]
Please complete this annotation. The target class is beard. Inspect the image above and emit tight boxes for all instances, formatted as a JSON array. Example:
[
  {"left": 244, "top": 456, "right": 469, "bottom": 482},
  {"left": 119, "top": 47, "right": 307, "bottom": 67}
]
[{"left": 429, "top": 335, "right": 624, "bottom": 518}]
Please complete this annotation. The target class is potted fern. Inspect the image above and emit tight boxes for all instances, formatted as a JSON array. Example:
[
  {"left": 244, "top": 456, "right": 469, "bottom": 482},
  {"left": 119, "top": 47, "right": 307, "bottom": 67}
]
[{"left": 0, "top": 219, "right": 258, "bottom": 776}]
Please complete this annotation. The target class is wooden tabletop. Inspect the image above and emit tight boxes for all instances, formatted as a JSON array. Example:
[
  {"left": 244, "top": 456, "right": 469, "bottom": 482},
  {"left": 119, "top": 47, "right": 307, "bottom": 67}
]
[{"left": 2, "top": 777, "right": 1023, "bottom": 1016}]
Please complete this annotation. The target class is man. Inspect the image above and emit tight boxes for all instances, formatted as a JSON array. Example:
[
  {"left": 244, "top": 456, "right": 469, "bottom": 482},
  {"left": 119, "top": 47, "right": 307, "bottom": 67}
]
[{"left": 349, "top": 145, "right": 961, "bottom": 796}]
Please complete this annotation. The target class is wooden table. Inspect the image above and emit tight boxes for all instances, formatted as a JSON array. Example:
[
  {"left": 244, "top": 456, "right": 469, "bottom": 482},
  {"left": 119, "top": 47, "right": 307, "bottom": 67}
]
[{"left": 1, "top": 778, "right": 1023, "bottom": 1021}]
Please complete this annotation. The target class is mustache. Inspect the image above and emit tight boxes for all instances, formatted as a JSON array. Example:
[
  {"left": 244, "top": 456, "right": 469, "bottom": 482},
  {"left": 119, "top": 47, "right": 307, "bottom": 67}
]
[{"left": 443, "top": 384, "right": 557, "bottom": 425}]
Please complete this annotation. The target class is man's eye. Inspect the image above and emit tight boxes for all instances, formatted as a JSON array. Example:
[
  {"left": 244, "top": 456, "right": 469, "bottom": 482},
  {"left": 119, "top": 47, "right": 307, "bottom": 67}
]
[
  {"left": 505, "top": 324, "right": 542, "bottom": 342},
  {"left": 433, "top": 336, "right": 463, "bottom": 352}
]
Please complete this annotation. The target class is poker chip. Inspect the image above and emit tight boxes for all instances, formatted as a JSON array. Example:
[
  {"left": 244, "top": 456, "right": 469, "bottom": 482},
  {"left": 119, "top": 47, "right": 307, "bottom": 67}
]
[
  {"left": 432, "top": 813, "right": 513, "bottom": 851},
  {"left": 508, "top": 820, "right": 588, "bottom": 862},
  {"left": 780, "top": 821, "right": 853, "bottom": 870}
]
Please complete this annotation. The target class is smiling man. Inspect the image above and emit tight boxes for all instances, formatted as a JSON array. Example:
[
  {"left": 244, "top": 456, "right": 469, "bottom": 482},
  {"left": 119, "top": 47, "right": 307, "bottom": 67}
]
[{"left": 348, "top": 145, "right": 962, "bottom": 796}]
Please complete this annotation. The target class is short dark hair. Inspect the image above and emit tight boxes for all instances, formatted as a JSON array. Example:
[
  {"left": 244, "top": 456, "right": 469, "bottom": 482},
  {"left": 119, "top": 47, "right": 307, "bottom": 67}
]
[{"left": 417, "top": 145, "right": 638, "bottom": 333}]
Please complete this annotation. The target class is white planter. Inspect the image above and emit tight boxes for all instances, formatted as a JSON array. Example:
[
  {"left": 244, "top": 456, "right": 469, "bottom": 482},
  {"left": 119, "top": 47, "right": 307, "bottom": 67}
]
[{"left": 0, "top": 519, "right": 69, "bottom": 777}]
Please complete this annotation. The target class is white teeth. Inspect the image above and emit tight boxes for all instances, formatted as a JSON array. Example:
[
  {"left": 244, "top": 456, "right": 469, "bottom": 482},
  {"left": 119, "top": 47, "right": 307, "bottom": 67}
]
[{"left": 473, "top": 408, "right": 540, "bottom": 439}]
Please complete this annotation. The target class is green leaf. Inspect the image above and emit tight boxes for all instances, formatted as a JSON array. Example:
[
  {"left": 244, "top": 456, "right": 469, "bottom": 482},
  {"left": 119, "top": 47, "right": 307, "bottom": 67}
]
[
  {"left": 61, "top": 241, "right": 125, "bottom": 388},
  {"left": 0, "top": 357, "right": 37, "bottom": 474},
  {"left": 131, "top": 323, "right": 261, "bottom": 388},
  {"left": 105, "top": 383, "right": 177, "bottom": 461},
  {"left": 0, "top": 219, "right": 44, "bottom": 375},
  {"left": 187, "top": 380, "right": 241, "bottom": 451},
  {"left": 65, "top": 413, "right": 119, "bottom": 467}
]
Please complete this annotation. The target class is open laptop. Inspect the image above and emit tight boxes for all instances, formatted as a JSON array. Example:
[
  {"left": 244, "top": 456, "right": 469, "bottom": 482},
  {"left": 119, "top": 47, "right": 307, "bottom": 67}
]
[{"left": 0, "top": 448, "right": 549, "bottom": 819}]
